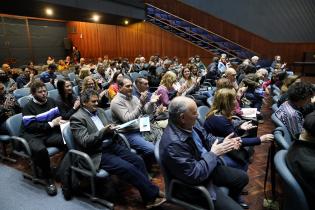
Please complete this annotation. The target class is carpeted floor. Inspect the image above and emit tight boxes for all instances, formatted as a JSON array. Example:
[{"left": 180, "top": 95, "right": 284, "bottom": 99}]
[{"left": 0, "top": 164, "right": 107, "bottom": 210}]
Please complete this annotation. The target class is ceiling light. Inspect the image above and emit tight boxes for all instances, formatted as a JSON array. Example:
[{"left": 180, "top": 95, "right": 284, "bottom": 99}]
[
  {"left": 45, "top": 8, "right": 53, "bottom": 16},
  {"left": 124, "top": 20, "right": 129, "bottom": 25},
  {"left": 92, "top": 14, "right": 100, "bottom": 22}
]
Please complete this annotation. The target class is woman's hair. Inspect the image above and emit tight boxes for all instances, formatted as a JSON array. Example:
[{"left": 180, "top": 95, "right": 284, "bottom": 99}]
[
  {"left": 216, "top": 78, "right": 234, "bottom": 90},
  {"left": 81, "top": 76, "right": 99, "bottom": 92},
  {"left": 206, "top": 88, "right": 236, "bottom": 119},
  {"left": 181, "top": 67, "right": 194, "bottom": 87},
  {"left": 189, "top": 64, "right": 199, "bottom": 76},
  {"left": 160, "top": 71, "right": 177, "bottom": 89},
  {"left": 111, "top": 71, "right": 123, "bottom": 84},
  {"left": 57, "top": 79, "right": 73, "bottom": 101},
  {"left": 79, "top": 67, "right": 90, "bottom": 79},
  {"left": 280, "top": 75, "right": 300, "bottom": 94}
]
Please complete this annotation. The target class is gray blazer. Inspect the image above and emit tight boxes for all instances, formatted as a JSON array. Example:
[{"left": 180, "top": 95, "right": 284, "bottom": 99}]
[{"left": 70, "top": 107, "right": 112, "bottom": 169}]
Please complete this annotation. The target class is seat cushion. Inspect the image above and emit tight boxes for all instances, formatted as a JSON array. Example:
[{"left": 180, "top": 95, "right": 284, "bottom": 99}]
[{"left": 0, "top": 135, "right": 11, "bottom": 142}]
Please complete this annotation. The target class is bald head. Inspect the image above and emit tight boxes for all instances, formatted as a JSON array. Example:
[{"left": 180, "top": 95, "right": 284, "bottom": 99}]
[
  {"left": 225, "top": 68, "right": 237, "bottom": 82},
  {"left": 169, "top": 96, "right": 198, "bottom": 130}
]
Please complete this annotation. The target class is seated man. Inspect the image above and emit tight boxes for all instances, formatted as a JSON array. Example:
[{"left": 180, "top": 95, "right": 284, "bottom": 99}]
[
  {"left": 40, "top": 63, "right": 57, "bottom": 83},
  {"left": 70, "top": 89, "right": 165, "bottom": 208},
  {"left": 132, "top": 76, "right": 152, "bottom": 103},
  {"left": 275, "top": 82, "right": 314, "bottom": 140},
  {"left": 21, "top": 80, "right": 64, "bottom": 196},
  {"left": 110, "top": 77, "right": 159, "bottom": 169},
  {"left": 286, "top": 111, "right": 315, "bottom": 210},
  {"left": 16, "top": 67, "right": 34, "bottom": 89},
  {"left": 160, "top": 96, "right": 249, "bottom": 210}
]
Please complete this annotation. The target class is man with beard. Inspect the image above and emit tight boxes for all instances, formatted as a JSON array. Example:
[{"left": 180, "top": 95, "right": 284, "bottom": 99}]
[
  {"left": 0, "top": 69, "right": 16, "bottom": 93},
  {"left": 21, "top": 80, "right": 65, "bottom": 196}
]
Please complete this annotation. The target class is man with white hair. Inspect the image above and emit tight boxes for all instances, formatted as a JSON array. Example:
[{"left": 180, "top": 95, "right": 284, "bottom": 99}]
[
  {"left": 160, "top": 96, "right": 249, "bottom": 210},
  {"left": 250, "top": 56, "right": 260, "bottom": 70}
]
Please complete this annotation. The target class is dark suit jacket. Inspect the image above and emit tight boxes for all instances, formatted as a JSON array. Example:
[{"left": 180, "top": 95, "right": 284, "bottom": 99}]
[{"left": 70, "top": 107, "right": 112, "bottom": 169}]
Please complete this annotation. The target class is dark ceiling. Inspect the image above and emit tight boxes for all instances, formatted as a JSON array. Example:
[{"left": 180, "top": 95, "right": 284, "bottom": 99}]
[{"left": 0, "top": 0, "right": 145, "bottom": 25}]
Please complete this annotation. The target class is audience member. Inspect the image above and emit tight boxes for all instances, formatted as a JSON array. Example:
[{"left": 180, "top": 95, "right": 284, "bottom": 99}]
[
  {"left": 16, "top": 67, "right": 34, "bottom": 89},
  {"left": 56, "top": 79, "right": 80, "bottom": 120},
  {"left": 0, "top": 69, "right": 16, "bottom": 93},
  {"left": 204, "top": 88, "right": 273, "bottom": 170},
  {"left": 156, "top": 71, "right": 177, "bottom": 106},
  {"left": 40, "top": 64, "right": 57, "bottom": 83},
  {"left": 21, "top": 81, "right": 65, "bottom": 196},
  {"left": 70, "top": 89, "right": 165, "bottom": 208},
  {"left": 107, "top": 71, "right": 124, "bottom": 101},
  {"left": 160, "top": 96, "right": 249, "bottom": 210},
  {"left": 286, "top": 111, "right": 315, "bottom": 210},
  {"left": 133, "top": 76, "right": 152, "bottom": 103},
  {"left": 275, "top": 82, "right": 314, "bottom": 140},
  {"left": 110, "top": 77, "right": 159, "bottom": 170}
]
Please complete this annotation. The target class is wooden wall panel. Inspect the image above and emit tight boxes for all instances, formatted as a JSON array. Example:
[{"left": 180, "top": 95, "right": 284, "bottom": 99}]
[
  {"left": 145, "top": 0, "right": 315, "bottom": 68},
  {"left": 67, "top": 21, "right": 213, "bottom": 65}
]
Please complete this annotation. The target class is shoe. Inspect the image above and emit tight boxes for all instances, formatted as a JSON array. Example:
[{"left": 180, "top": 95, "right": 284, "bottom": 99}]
[
  {"left": 146, "top": 197, "right": 166, "bottom": 209},
  {"left": 239, "top": 202, "right": 249, "bottom": 209},
  {"left": 45, "top": 180, "right": 57, "bottom": 196},
  {"left": 62, "top": 186, "right": 72, "bottom": 200}
]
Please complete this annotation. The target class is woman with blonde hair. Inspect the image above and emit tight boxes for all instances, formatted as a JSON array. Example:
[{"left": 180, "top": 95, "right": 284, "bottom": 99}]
[
  {"left": 156, "top": 71, "right": 177, "bottom": 106},
  {"left": 204, "top": 88, "right": 273, "bottom": 170}
]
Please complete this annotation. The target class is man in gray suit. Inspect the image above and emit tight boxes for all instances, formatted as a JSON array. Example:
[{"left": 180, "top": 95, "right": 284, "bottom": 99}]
[{"left": 70, "top": 89, "right": 165, "bottom": 208}]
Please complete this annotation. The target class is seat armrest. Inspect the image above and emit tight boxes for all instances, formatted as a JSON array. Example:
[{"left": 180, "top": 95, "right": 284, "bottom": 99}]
[
  {"left": 10, "top": 136, "right": 32, "bottom": 157},
  {"left": 69, "top": 149, "right": 97, "bottom": 176},
  {"left": 169, "top": 179, "right": 214, "bottom": 210}
]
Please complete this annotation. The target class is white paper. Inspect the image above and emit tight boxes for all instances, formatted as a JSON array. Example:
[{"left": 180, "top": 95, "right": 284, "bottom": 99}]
[
  {"left": 139, "top": 116, "right": 151, "bottom": 132},
  {"left": 60, "top": 121, "right": 70, "bottom": 144},
  {"left": 241, "top": 108, "right": 257, "bottom": 118},
  {"left": 112, "top": 119, "right": 138, "bottom": 130}
]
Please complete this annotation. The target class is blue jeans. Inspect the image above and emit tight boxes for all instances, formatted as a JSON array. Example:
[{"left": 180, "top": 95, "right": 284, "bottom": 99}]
[{"left": 124, "top": 131, "right": 156, "bottom": 170}]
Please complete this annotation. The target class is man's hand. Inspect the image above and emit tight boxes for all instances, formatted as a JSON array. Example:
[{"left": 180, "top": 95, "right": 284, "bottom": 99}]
[
  {"left": 223, "top": 133, "right": 242, "bottom": 150},
  {"left": 260, "top": 134, "right": 274, "bottom": 143},
  {"left": 52, "top": 116, "right": 62, "bottom": 127},
  {"left": 9, "top": 83, "right": 17, "bottom": 93},
  {"left": 240, "top": 121, "right": 257, "bottom": 131},
  {"left": 103, "top": 124, "right": 115, "bottom": 134},
  {"left": 211, "top": 139, "right": 237, "bottom": 156},
  {"left": 140, "top": 91, "right": 148, "bottom": 104}
]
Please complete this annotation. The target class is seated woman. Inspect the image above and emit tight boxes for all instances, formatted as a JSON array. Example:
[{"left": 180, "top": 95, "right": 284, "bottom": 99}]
[
  {"left": 178, "top": 66, "right": 198, "bottom": 96},
  {"left": 81, "top": 76, "right": 108, "bottom": 108},
  {"left": 75, "top": 67, "right": 91, "bottom": 92},
  {"left": 107, "top": 71, "right": 124, "bottom": 101},
  {"left": 156, "top": 71, "right": 177, "bottom": 107},
  {"left": 56, "top": 79, "right": 80, "bottom": 120},
  {"left": 286, "top": 111, "right": 315, "bottom": 210},
  {"left": 204, "top": 88, "right": 273, "bottom": 171}
]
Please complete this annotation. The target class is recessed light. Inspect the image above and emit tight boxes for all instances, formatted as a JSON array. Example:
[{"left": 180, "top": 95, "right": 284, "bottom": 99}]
[
  {"left": 124, "top": 20, "right": 129, "bottom": 25},
  {"left": 92, "top": 14, "right": 100, "bottom": 22},
  {"left": 45, "top": 8, "right": 53, "bottom": 16}
]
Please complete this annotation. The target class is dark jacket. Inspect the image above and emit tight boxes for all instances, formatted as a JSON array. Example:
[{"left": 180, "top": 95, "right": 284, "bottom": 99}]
[
  {"left": 70, "top": 107, "right": 112, "bottom": 169},
  {"left": 159, "top": 123, "right": 217, "bottom": 198},
  {"left": 286, "top": 139, "right": 315, "bottom": 210}
]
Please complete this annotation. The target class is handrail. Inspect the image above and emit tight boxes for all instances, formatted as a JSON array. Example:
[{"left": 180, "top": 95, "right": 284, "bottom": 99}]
[
  {"left": 148, "top": 14, "right": 241, "bottom": 58},
  {"left": 145, "top": 3, "right": 259, "bottom": 56},
  {"left": 147, "top": 14, "right": 240, "bottom": 60}
]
